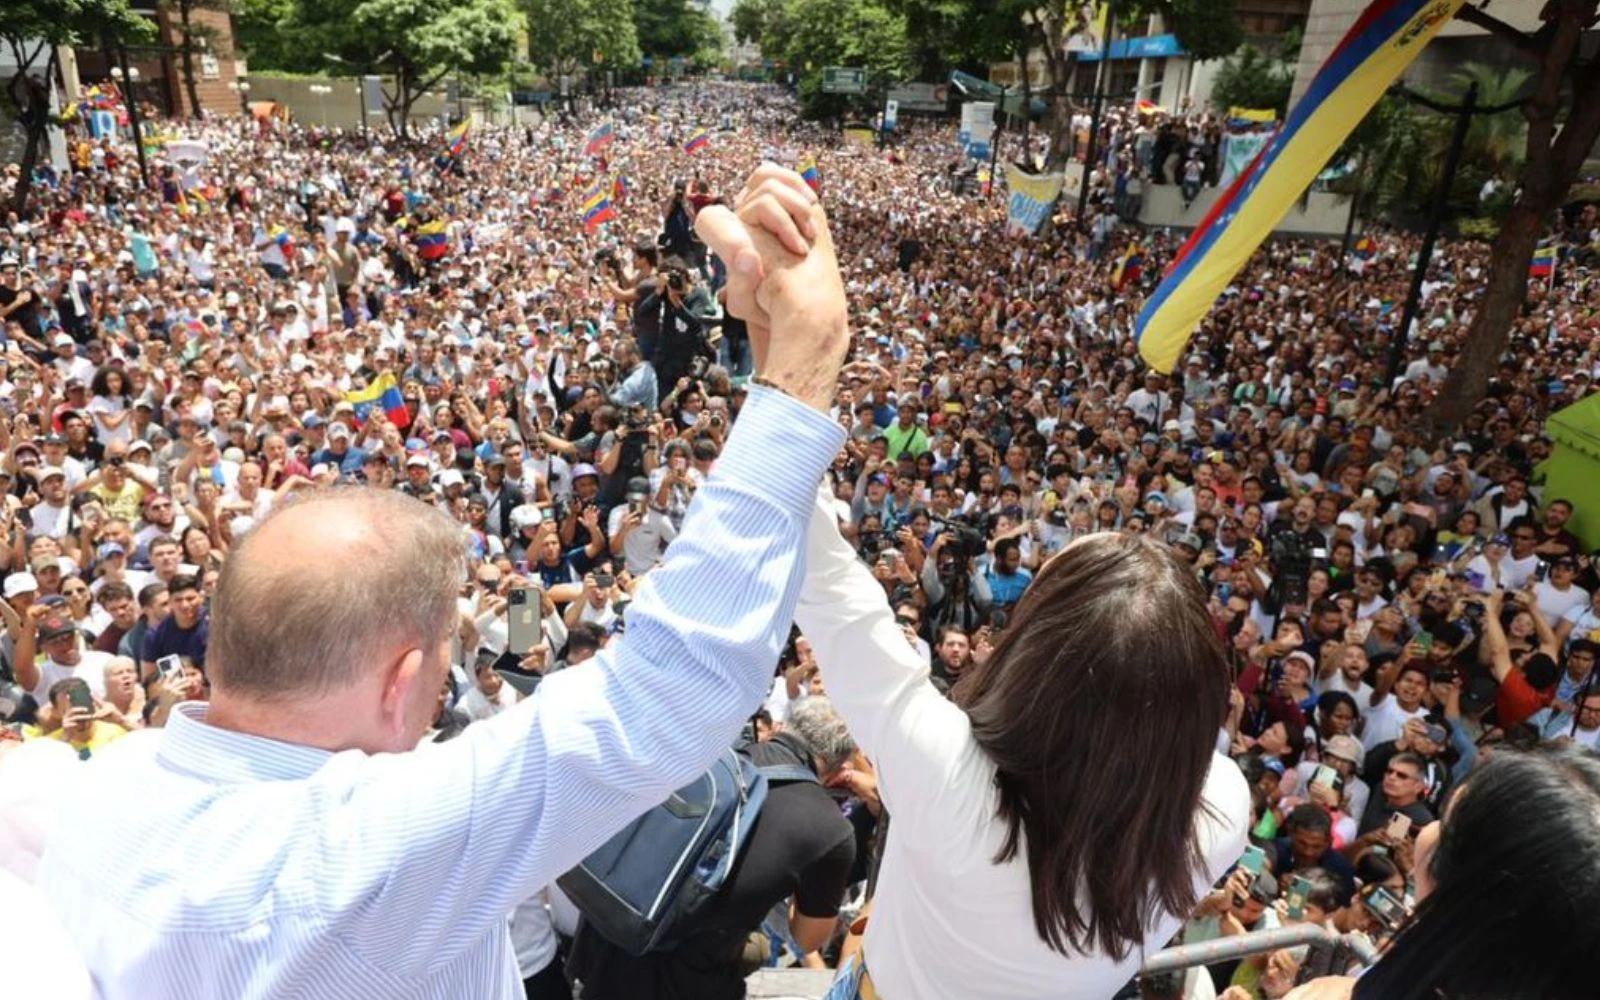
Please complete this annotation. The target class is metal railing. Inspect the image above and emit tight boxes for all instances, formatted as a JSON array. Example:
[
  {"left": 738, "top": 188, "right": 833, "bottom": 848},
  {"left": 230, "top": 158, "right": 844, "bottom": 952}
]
[{"left": 1140, "top": 924, "right": 1379, "bottom": 975}]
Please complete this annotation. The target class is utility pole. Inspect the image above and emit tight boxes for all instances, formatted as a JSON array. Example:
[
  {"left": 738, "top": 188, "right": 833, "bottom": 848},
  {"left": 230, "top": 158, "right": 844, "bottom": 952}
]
[
  {"left": 1387, "top": 82, "right": 1476, "bottom": 384},
  {"left": 1076, "top": 0, "right": 1118, "bottom": 229}
]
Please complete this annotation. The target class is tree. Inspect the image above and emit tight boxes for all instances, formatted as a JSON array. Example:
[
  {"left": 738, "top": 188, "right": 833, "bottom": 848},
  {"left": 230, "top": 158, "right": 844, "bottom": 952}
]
[
  {"left": 2, "top": 0, "right": 152, "bottom": 214},
  {"left": 290, "top": 0, "right": 518, "bottom": 136},
  {"left": 1209, "top": 44, "right": 1292, "bottom": 118},
  {"left": 744, "top": 0, "right": 912, "bottom": 118},
  {"left": 523, "top": 0, "right": 640, "bottom": 80},
  {"left": 1427, "top": 0, "right": 1600, "bottom": 430},
  {"left": 633, "top": 0, "right": 720, "bottom": 66},
  {"left": 233, "top": 0, "right": 310, "bottom": 71}
]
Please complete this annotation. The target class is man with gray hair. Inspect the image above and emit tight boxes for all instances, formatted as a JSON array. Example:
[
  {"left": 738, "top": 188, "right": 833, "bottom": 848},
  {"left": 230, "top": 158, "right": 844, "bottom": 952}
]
[
  {"left": 33, "top": 165, "right": 851, "bottom": 1000},
  {"left": 568, "top": 696, "right": 860, "bottom": 1000}
]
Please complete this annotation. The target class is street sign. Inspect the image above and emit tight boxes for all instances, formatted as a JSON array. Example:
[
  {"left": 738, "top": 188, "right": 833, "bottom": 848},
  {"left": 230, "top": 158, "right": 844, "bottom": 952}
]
[{"left": 822, "top": 66, "right": 867, "bottom": 95}]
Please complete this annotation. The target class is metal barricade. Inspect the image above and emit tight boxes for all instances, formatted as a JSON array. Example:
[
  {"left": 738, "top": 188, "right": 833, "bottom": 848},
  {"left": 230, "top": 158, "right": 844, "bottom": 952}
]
[{"left": 1140, "top": 923, "right": 1379, "bottom": 975}]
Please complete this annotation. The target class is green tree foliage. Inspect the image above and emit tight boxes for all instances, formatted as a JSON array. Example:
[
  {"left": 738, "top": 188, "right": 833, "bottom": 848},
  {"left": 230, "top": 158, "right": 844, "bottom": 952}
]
[
  {"left": 732, "top": 0, "right": 911, "bottom": 117},
  {"left": 633, "top": 0, "right": 720, "bottom": 65},
  {"left": 290, "top": 0, "right": 519, "bottom": 136},
  {"left": 233, "top": 0, "right": 309, "bottom": 71},
  {"left": 523, "top": 0, "right": 641, "bottom": 77},
  {"left": 2, "top": 0, "right": 152, "bottom": 212},
  {"left": 1208, "top": 44, "right": 1292, "bottom": 118}
]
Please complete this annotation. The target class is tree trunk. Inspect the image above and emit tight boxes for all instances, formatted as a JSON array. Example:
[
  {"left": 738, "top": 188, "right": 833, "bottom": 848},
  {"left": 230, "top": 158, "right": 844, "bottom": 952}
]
[
  {"left": 179, "top": 2, "right": 204, "bottom": 119},
  {"left": 10, "top": 123, "right": 44, "bottom": 217},
  {"left": 1424, "top": 0, "right": 1600, "bottom": 432}
]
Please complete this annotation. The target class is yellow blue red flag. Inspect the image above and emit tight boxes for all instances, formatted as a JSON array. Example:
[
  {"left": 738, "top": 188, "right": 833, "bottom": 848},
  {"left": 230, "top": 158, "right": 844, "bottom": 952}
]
[
  {"left": 682, "top": 128, "right": 709, "bottom": 154},
  {"left": 799, "top": 155, "right": 820, "bottom": 192},
  {"left": 1135, "top": 0, "right": 1466, "bottom": 373},
  {"left": 1529, "top": 242, "right": 1557, "bottom": 278},
  {"left": 582, "top": 183, "right": 616, "bottom": 232}
]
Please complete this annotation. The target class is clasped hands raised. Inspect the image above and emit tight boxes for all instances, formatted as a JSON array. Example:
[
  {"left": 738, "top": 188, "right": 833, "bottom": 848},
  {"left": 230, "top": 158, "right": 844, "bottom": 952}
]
[{"left": 692, "top": 164, "right": 849, "bottom": 413}]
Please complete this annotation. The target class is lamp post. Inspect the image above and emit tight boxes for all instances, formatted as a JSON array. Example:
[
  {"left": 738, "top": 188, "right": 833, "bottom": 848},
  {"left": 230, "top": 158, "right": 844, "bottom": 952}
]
[{"left": 308, "top": 84, "right": 332, "bottom": 127}]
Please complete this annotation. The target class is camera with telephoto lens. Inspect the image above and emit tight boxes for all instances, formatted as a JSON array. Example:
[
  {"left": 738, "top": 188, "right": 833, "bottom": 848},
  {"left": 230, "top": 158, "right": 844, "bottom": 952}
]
[
  {"left": 593, "top": 247, "right": 620, "bottom": 273},
  {"left": 1269, "top": 529, "right": 1316, "bottom": 608},
  {"left": 932, "top": 514, "right": 988, "bottom": 564}
]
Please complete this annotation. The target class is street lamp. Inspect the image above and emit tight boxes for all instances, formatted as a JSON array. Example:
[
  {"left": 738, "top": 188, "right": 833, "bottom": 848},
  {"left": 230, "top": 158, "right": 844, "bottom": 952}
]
[{"left": 308, "top": 83, "right": 332, "bottom": 127}]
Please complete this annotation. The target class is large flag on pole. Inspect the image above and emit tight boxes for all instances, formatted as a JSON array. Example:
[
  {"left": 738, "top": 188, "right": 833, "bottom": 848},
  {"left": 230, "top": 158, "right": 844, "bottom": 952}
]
[{"left": 1134, "top": 0, "right": 1467, "bottom": 373}]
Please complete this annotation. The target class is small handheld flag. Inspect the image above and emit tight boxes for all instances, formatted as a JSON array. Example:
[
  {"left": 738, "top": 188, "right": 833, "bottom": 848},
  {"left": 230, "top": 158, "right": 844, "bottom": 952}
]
[
  {"left": 582, "top": 183, "right": 617, "bottom": 232},
  {"left": 799, "top": 155, "right": 820, "bottom": 192},
  {"left": 1352, "top": 235, "right": 1376, "bottom": 260},
  {"left": 1113, "top": 246, "right": 1145, "bottom": 290},
  {"left": 414, "top": 219, "right": 450, "bottom": 261},
  {"left": 612, "top": 175, "right": 631, "bottom": 203},
  {"left": 1529, "top": 242, "right": 1557, "bottom": 278},
  {"left": 345, "top": 373, "right": 409, "bottom": 427},
  {"left": 269, "top": 224, "right": 295, "bottom": 258},
  {"left": 443, "top": 118, "right": 471, "bottom": 160},
  {"left": 682, "top": 128, "right": 709, "bottom": 155},
  {"left": 586, "top": 122, "right": 615, "bottom": 156}
]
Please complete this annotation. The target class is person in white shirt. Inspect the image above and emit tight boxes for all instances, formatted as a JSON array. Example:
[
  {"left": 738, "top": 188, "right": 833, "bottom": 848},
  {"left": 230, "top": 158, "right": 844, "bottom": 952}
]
[
  {"left": 796, "top": 492, "right": 1248, "bottom": 1000},
  {"left": 1534, "top": 556, "right": 1589, "bottom": 624},
  {"left": 24, "top": 467, "right": 74, "bottom": 540},
  {"left": 607, "top": 477, "right": 677, "bottom": 577},
  {"left": 458, "top": 656, "right": 520, "bottom": 722},
  {"left": 1316, "top": 644, "right": 1374, "bottom": 706},
  {"left": 1361, "top": 655, "right": 1432, "bottom": 752},
  {"left": 12, "top": 611, "right": 114, "bottom": 703}
]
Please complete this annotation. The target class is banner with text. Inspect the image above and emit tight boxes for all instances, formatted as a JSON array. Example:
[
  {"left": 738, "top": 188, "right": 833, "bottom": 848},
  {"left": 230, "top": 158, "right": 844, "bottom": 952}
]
[{"left": 1004, "top": 165, "right": 1065, "bottom": 236}]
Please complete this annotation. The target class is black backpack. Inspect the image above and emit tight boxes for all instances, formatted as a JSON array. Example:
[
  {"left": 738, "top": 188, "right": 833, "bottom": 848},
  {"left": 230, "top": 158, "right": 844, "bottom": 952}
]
[{"left": 557, "top": 743, "right": 818, "bottom": 956}]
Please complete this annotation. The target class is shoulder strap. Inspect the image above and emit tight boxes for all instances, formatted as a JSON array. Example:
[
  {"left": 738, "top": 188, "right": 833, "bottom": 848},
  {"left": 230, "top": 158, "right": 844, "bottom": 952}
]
[{"left": 758, "top": 763, "right": 820, "bottom": 786}]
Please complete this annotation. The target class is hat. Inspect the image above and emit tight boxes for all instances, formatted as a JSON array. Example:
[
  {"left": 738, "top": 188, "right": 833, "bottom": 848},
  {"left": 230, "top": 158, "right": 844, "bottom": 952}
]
[
  {"left": 484, "top": 452, "right": 506, "bottom": 467},
  {"left": 405, "top": 454, "right": 429, "bottom": 468},
  {"left": 327, "top": 422, "right": 352, "bottom": 440},
  {"left": 1324, "top": 734, "right": 1364, "bottom": 767},
  {"left": 128, "top": 439, "right": 152, "bottom": 454},
  {"left": 97, "top": 541, "right": 126, "bottom": 560},
  {"left": 52, "top": 332, "right": 74, "bottom": 348},
  {"left": 2, "top": 573, "right": 38, "bottom": 599},
  {"left": 37, "top": 466, "right": 64, "bottom": 482},
  {"left": 1174, "top": 532, "right": 1203, "bottom": 551},
  {"left": 437, "top": 469, "right": 465, "bottom": 489},
  {"left": 572, "top": 463, "right": 600, "bottom": 481},
  {"left": 1162, "top": 419, "right": 1182, "bottom": 432},
  {"left": 509, "top": 504, "right": 542, "bottom": 530},
  {"left": 1285, "top": 649, "right": 1316, "bottom": 669},
  {"left": 36, "top": 614, "right": 75, "bottom": 643},
  {"left": 1451, "top": 442, "right": 1472, "bottom": 455},
  {"left": 1262, "top": 758, "right": 1287, "bottom": 777},
  {"left": 1144, "top": 491, "right": 1168, "bottom": 507},
  {"left": 303, "top": 414, "right": 326, "bottom": 429},
  {"left": 431, "top": 429, "right": 453, "bottom": 443}
]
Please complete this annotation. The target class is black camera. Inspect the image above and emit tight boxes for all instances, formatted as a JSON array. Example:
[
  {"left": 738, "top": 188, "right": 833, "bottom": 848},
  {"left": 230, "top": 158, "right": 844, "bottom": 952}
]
[
  {"left": 622, "top": 405, "right": 653, "bottom": 431},
  {"left": 666, "top": 269, "right": 688, "bottom": 293},
  {"left": 932, "top": 514, "right": 987, "bottom": 563}
]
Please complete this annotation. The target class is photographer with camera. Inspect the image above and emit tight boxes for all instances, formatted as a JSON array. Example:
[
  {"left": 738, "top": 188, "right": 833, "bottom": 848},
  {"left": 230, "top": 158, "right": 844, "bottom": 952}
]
[
  {"left": 920, "top": 517, "right": 993, "bottom": 634},
  {"left": 608, "top": 340, "right": 658, "bottom": 413},
  {"left": 650, "top": 265, "right": 720, "bottom": 400},
  {"left": 661, "top": 180, "right": 698, "bottom": 267}
]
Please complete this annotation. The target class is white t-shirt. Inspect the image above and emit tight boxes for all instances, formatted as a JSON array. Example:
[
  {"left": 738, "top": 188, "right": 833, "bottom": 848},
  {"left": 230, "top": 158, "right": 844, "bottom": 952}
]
[
  {"left": 458, "top": 682, "right": 517, "bottom": 722},
  {"left": 1561, "top": 603, "right": 1600, "bottom": 650},
  {"left": 29, "top": 501, "right": 74, "bottom": 540},
  {"left": 87, "top": 396, "right": 133, "bottom": 446},
  {"left": 1360, "top": 694, "right": 1429, "bottom": 753},
  {"left": 26, "top": 649, "right": 113, "bottom": 704},
  {"left": 1315, "top": 670, "right": 1374, "bottom": 707},
  {"left": 1536, "top": 582, "right": 1591, "bottom": 628}
]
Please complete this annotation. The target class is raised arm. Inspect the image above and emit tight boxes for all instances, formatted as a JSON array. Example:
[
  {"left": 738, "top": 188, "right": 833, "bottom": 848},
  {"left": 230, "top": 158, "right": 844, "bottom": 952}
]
[{"left": 339, "top": 165, "right": 851, "bottom": 971}]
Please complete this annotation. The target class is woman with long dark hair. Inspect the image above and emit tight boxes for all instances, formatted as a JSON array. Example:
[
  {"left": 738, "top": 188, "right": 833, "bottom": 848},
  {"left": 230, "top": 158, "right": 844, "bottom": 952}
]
[
  {"left": 1288, "top": 744, "right": 1600, "bottom": 1000},
  {"left": 800, "top": 491, "right": 1249, "bottom": 999}
]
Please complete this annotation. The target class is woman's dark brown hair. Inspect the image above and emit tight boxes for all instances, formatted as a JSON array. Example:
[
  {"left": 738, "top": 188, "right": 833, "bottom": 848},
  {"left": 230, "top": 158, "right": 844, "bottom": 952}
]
[{"left": 953, "top": 531, "right": 1230, "bottom": 960}]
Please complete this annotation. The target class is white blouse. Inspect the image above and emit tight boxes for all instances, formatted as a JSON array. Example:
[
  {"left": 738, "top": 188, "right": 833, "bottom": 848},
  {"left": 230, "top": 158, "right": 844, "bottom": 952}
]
[{"left": 795, "top": 490, "right": 1251, "bottom": 999}]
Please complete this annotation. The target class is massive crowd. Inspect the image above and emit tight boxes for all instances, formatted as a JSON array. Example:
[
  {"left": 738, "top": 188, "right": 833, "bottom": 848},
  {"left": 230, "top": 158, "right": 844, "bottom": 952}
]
[{"left": 1, "top": 78, "right": 1598, "bottom": 999}]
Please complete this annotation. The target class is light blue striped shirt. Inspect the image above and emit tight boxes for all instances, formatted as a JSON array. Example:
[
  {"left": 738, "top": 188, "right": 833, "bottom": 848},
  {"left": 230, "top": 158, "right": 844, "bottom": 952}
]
[{"left": 35, "top": 386, "right": 846, "bottom": 1000}]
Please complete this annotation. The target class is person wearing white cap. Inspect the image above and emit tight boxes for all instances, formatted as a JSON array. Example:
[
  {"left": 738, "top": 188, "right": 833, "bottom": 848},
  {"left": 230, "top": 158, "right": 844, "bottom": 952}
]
[
  {"left": 26, "top": 467, "right": 74, "bottom": 540},
  {"left": 50, "top": 332, "right": 95, "bottom": 385}
]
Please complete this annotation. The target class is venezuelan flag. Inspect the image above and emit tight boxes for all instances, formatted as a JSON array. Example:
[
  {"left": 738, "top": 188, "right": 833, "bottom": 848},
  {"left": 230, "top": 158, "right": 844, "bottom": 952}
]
[
  {"left": 1113, "top": 246, "right": 1145, "bottom": 290},
  {"left": 443, "top": 117, "right": 471, "bottom": 160},
  {"left": 1135, "top": 0, "right": 1466, "bottom": 373},
  {"left": 1529, "top": 243, "right": 1557, "bottom": 278},
  {"left": 414, "top": 219, "right": 450, "bottom": 261},
  {"left": 581, "top": 184, "right": 616, "bottom": 232},
  {"left": 977, "top": 165, "right": 992, "bottom": 196},
  {"left": 682, "top": 128, "right": 709, "bottom": 154},
  {"left": 345, "top": 372, "right": 409, "bottom": 427},
  {"left": 269, "top": 224, "right": 295, "bottom": 257},
  {"left": 1353, "top": 235, "right": 1376, "bottom": 260},
  {"left": 586, "top": 122, "right": 615, "bottom": 155},
  {"left": 799, "top": 155, "right": 820, "bottom": 192},
  {"left": 612, "top": 175, "right": 631, "bottom": 203}
]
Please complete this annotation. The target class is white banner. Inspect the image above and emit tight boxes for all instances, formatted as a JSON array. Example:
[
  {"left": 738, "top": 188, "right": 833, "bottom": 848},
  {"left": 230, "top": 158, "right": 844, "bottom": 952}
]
[{"left": 1004, "top": 164, "right": 1065, "bottom": 236}]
